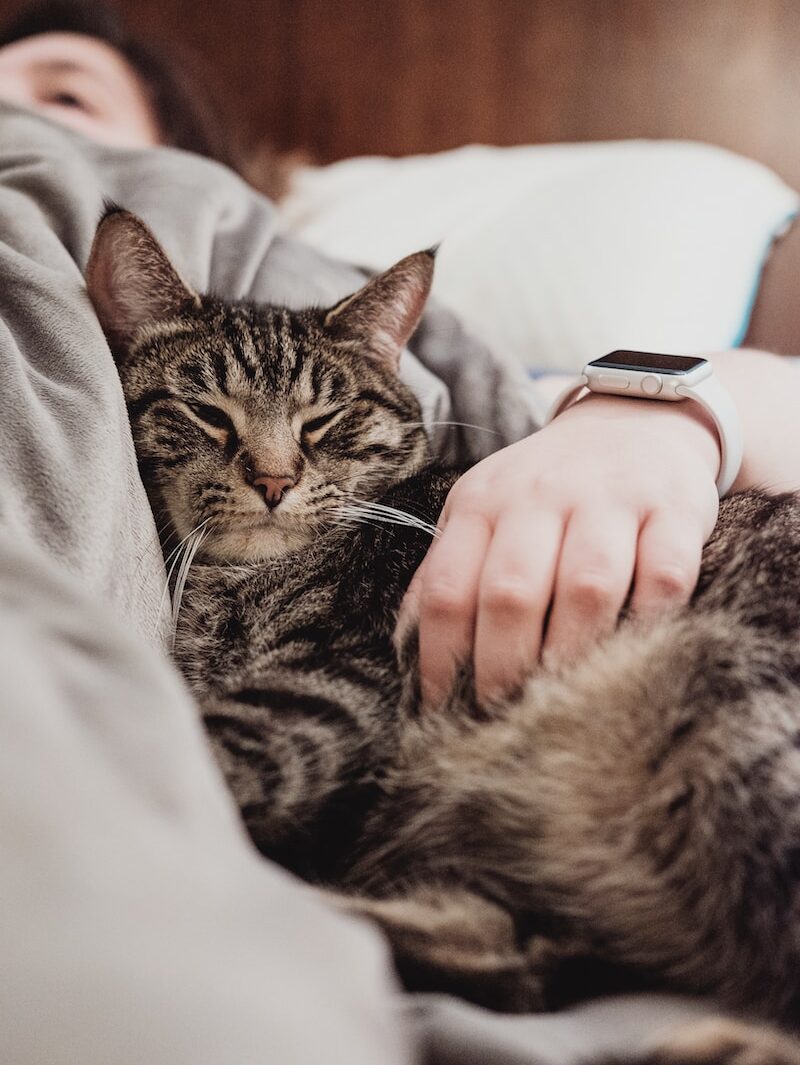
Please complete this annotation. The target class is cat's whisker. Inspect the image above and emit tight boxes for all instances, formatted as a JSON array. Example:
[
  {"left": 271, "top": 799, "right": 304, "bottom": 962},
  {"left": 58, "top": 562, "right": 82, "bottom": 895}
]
[
  {"left": 130, "top": 521, "right": 174, "bottom": 587},
  {"left": 156, "top": 516, "right": 179, "bottom": 545},
  {"left": 353, "top": 498, "right": 435, "bottom": 519},
  {"left": 350, "top": 499, "right": 442, "bottom": 533},
  {"left": 154, "top": 518, "right": 211, "bottom": 640},
  {"left": 170, "top": 526, "right": 209, "bottom": 652},
  {"left": 335, "top": 500, "right": 440, "bottom": 539},
  {"left": 353, "top": 491, "right": 439, "bottom": 524},
  {"left": 332, "top": 515, "right": 403, "bottom": 540},
  {"left": 403, "top": 419, "right": 499, "bottom": 436},
  {"left": 163, "top": 531, "right": 197, "bottom": 572},
  {"left": 129, "top": 514, "right": 185, "bottom": 607}
]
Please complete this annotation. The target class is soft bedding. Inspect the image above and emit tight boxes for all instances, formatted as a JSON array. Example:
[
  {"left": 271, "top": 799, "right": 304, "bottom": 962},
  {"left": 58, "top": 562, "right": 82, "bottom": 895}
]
[
  {"left": 0, "top": 101, "right": 735, "bottom": 1063},
  {"left": 280, "top": 141, "right": 799, "bottom": 373}
]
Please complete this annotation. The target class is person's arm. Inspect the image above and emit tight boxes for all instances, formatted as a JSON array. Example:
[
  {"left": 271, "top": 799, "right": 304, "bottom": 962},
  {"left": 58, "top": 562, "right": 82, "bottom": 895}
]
[
  {"left": 536, "top": 348, "right": 800, "bottom": 494},
  {"left": 710, "top": 349, "right": 800, "bottom": 494},
  {"left": 400, "top": 348, "right": 800, "bottom": 708}
]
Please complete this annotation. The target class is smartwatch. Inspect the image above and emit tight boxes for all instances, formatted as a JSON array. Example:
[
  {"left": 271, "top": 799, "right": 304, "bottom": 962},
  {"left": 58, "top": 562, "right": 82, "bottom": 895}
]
[{"left": 545, "top": 350, "right": 743, "bottom": 496}]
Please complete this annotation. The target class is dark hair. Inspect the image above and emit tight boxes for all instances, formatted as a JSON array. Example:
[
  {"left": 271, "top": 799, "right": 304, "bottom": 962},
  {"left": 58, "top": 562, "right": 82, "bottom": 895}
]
[{"left": 0, "top": 0, "right": 239, "bottom": 167}]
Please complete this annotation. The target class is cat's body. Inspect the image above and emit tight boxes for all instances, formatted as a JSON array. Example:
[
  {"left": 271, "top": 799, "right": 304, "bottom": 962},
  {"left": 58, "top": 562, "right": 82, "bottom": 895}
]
[
  {"left": 176, "top": 478, "right": 800, "bottom": 1023},
  {"left": 175, "top": 468, "right": 456, "bottom": 881},
  {"left": 87, "top": 207, "right": 800, "bottom": 1064}
]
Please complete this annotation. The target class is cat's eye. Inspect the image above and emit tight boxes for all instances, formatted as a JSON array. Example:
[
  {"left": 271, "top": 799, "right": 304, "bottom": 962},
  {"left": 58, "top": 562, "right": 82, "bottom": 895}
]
[
  {"left": 188, "top": 403, "right": 235, "bottom": 433},
  {"left": 302, "top": 409, "right": 344, "bottom": 439}
]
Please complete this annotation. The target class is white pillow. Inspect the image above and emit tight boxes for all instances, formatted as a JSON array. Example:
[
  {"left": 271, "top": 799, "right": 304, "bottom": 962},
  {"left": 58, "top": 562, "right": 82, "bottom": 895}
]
[{"left": 278, "top": 141, "right": 798, "bottom": 373}]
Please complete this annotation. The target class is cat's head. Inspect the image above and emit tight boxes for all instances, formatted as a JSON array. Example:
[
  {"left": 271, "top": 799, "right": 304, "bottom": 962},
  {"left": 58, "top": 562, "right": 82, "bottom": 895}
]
[{"left": 86, "top": 207, "right": 434, "bottom": 563}]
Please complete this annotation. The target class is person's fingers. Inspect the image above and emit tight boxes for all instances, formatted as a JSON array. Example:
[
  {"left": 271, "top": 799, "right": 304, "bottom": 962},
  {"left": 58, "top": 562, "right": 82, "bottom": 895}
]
[
  {"left": 395, "top": 551, "right": 428, "bottom": 648},
  {"left": 473, "top": 508, "right": 563, "bottom": 704},
  {"left": 396, "top": 501, "right": 451, "bottom": 640},
  {"left": 417, "top": 511, "right": 492, "bottom": 709},
  {"left": 542, "top": 508, "right": 638, "bottom": 667},
  {"left": 629, "top": 509, "right": 703, "bottom": 621}
]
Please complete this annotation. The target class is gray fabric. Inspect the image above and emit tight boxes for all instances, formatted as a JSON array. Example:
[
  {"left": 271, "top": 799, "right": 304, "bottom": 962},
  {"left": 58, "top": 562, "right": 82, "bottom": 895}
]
[
  {"left": 0, "top": 532, "right": 409, "bottom": 1065},
  {"left": 0, "top": 101, "right": 723, "bottom": 1064},
  {"left": 411, "top": 994, "right": 721, "bottom": 1065}
]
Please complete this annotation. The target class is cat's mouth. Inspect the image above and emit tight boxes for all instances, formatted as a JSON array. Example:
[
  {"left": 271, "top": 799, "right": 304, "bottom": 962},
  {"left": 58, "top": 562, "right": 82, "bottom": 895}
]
[
  {"left": 240, "top": 511, "right": 281, "bottom": 528},
  {"left": 198, "top": 511, "right": 319, "bottom": 562}
]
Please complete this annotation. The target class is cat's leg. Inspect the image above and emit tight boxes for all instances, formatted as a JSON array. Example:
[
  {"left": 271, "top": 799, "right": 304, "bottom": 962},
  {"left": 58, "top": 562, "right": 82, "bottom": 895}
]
[
  {"left": 592, "top": 1018, "right": 800, "bottom": 1065},
  {"left": 321, "top": 883, "right": 639, "bottom": 1013},
  {"left": 317, "top": 883, "right": 548, "bottom": 1012},
  {"left": 199, "top": 665, "right": 390, "bottom": 864},
  {"left": 202, "top": 693, "right": 324, "bottom": 852}
]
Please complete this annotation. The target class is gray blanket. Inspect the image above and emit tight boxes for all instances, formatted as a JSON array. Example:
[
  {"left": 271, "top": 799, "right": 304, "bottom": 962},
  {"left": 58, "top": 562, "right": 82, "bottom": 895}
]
[{"left": 0, "top": 102, "right": 720, "bottom": 1064}]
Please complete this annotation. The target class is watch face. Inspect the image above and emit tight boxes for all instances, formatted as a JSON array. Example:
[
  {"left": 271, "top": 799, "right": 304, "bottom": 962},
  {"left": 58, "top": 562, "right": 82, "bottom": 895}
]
[{"left": 589, "top": 351, "right": 708, "bottom": 375}]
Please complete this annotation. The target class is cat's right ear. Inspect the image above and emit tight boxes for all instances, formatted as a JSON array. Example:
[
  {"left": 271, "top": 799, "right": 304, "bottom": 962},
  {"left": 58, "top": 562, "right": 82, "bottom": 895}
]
[
  {"left": 323, "top": 249, "right": 436, "bottom": 373},
  {"left": 86, "top": 205, "right": 201, "bottom": 359}
]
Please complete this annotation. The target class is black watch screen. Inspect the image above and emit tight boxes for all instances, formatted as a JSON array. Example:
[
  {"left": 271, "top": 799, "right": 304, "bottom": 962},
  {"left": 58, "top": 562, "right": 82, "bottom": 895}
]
[{"left": 588, "top": 351, "right": 708, "bottom": 376}]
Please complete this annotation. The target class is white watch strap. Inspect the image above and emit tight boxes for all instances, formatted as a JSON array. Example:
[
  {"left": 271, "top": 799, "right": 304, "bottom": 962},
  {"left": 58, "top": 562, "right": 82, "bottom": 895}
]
[
  {"left": 677, "top": 374, "right": 743, "bottom": 497},
  {"left": 543, "top": 374, "right": 588, "bottom": 425},
  {"left": 544, "top": 369, "right": 744, "bottom": 497}
]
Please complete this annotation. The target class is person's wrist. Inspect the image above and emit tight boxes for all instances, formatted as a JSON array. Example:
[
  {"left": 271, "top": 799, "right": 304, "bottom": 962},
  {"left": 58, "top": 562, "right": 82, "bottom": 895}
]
[{"left": 553, "top": 391, "right": 722, "bottom": 481}]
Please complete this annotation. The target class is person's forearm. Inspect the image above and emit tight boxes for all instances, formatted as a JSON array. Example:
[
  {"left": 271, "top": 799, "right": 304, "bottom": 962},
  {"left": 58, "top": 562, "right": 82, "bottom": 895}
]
[{"left": 537, "top": 349, "right": 800, "bottom": 495}]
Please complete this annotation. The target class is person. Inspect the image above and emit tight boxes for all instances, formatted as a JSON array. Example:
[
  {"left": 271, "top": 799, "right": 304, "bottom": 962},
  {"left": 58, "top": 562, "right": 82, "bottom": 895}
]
[
  {"left": 3, "top": 3, "right": 800, "bottom": 708},
  {"left": 0, "top": 0, "right": 237, "bottom": 158},
  {"left": 1, "top": 5, "right": 800, "bottom": 1065}
]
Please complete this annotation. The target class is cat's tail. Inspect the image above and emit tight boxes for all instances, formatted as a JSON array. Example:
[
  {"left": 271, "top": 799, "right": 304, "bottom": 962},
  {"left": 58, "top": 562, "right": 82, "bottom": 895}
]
[{"left": 351, "top": 610, "right": 800, "bottom": 1021}]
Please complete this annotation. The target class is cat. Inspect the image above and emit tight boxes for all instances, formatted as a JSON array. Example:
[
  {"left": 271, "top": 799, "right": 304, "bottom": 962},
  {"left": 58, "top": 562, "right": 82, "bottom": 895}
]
[{"left": 87, "top": 205, "right": 800, "bottom": 1065}]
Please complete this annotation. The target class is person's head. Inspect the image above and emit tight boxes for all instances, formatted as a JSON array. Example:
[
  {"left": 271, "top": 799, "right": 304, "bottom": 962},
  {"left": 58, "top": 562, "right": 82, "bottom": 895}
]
[{"left": 0, "top": 1, "right": 235, "bottom": 160}]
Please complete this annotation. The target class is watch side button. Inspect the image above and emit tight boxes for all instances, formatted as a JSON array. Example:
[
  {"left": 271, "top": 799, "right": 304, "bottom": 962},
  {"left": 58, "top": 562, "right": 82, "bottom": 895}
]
[
  {"left": 641, "top": 374, "right": 663, "bottom": 396},
  {"left": 597, "top": 374, "right": 630, "bottom": 390}
]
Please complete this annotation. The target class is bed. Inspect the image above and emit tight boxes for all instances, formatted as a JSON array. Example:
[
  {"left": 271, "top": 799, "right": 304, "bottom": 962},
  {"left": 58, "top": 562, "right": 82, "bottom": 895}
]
[{"left": 2, "top": 3, "right": 800, "bottom": 1063}]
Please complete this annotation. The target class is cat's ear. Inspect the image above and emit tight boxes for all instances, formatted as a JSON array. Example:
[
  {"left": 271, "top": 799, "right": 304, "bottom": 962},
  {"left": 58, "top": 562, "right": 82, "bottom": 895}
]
[
  {"left": 86, "top": 204, "right": 201, "bottom": 358},
  {"left": 323, "top": 249, "right": 436, "bottom": 372}
]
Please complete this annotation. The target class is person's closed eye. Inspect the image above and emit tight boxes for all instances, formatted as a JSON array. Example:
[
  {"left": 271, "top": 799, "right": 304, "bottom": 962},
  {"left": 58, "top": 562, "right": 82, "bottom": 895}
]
[{"left": 47, "top": 90, "right": 88, "bottom": 110}]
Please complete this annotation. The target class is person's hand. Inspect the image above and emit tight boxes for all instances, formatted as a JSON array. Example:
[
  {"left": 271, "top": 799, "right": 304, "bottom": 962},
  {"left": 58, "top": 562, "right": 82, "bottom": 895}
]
[{"left": 398, "top": 393, "right": 721, "bottom": 708}]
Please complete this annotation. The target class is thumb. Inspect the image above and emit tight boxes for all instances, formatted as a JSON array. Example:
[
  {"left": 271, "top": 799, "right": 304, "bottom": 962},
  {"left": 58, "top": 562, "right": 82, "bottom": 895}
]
[{"left": 395, "top": 552, "right": 429, "bottom": 644}]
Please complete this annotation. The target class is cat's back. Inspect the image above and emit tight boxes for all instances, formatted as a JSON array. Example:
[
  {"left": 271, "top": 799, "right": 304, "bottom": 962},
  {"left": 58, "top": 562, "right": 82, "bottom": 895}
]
[{"left": 694, "top": 488, "right": 800, "bottom": 637}]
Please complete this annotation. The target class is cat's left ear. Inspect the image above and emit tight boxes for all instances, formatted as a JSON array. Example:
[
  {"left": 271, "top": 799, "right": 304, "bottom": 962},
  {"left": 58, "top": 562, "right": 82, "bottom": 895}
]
[
  {"left": 324, "top": 249, "right": 435, "bottom": 373},
  {"left": 86, "top": 204, "right": 201, "bottom": 359}
]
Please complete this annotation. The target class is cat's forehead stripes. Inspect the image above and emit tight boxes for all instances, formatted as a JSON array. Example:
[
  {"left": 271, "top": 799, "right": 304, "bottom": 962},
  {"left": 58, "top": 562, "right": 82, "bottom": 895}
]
[
  {"left": 234, "top": 306, "right": 360, "bottom": 408},
  {"left": 179, "top": 361, "right": 213, "bottom": 393},
  {"left": 211, "top": 305, "right": 314, "bottom": 400},
  {"left": 287, "top": 319, "right": 312, "bottom": 388},
  {"left": 219, "top": 312, "right": 259, "bottom": 386}
]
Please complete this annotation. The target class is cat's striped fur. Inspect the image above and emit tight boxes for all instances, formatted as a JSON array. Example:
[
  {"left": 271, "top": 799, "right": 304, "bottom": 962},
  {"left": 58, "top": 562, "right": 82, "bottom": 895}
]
[{"left": 88, "top": 207, "right": 800, "bottom": 1065}]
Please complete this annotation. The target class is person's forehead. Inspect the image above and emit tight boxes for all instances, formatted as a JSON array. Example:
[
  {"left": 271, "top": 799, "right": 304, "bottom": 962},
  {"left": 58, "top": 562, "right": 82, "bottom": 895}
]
[{"left": 0, "top": 31, "right": 142, "bottom": 88}]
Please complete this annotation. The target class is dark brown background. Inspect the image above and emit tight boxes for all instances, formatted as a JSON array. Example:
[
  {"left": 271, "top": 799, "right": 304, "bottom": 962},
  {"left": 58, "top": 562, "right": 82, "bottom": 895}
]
[
  {"left": 2, "top": 0, "right": 799, "bottom": 350},
  {"left": 3, "top": 0, "right": 798, "bottom": 175}
]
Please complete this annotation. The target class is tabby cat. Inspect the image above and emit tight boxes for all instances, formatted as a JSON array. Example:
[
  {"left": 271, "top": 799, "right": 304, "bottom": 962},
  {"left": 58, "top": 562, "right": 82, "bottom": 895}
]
[{"left": 87, "top": 206, "right": 800, "bottom": 1065}]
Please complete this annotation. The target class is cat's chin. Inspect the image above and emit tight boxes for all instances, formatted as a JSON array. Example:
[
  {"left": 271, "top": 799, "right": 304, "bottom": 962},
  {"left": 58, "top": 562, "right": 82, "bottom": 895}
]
[{"left": 200, "top": 523, "right": 316, "bottom": 563}]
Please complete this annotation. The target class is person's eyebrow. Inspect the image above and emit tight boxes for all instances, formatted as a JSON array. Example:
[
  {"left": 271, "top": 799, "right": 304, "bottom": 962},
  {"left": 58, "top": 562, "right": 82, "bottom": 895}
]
[
  {"left": 31, "top": 58, "right": 115, "bottom": 100},
  {"left": 32, "top": 59, "right": 85, "bottom": 75}
]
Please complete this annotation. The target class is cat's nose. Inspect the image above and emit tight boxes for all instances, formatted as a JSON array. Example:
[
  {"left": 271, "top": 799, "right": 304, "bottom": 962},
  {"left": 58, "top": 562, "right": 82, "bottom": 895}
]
[{"left": 250, "top": 473, "right": 296, "bottom": 510}]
